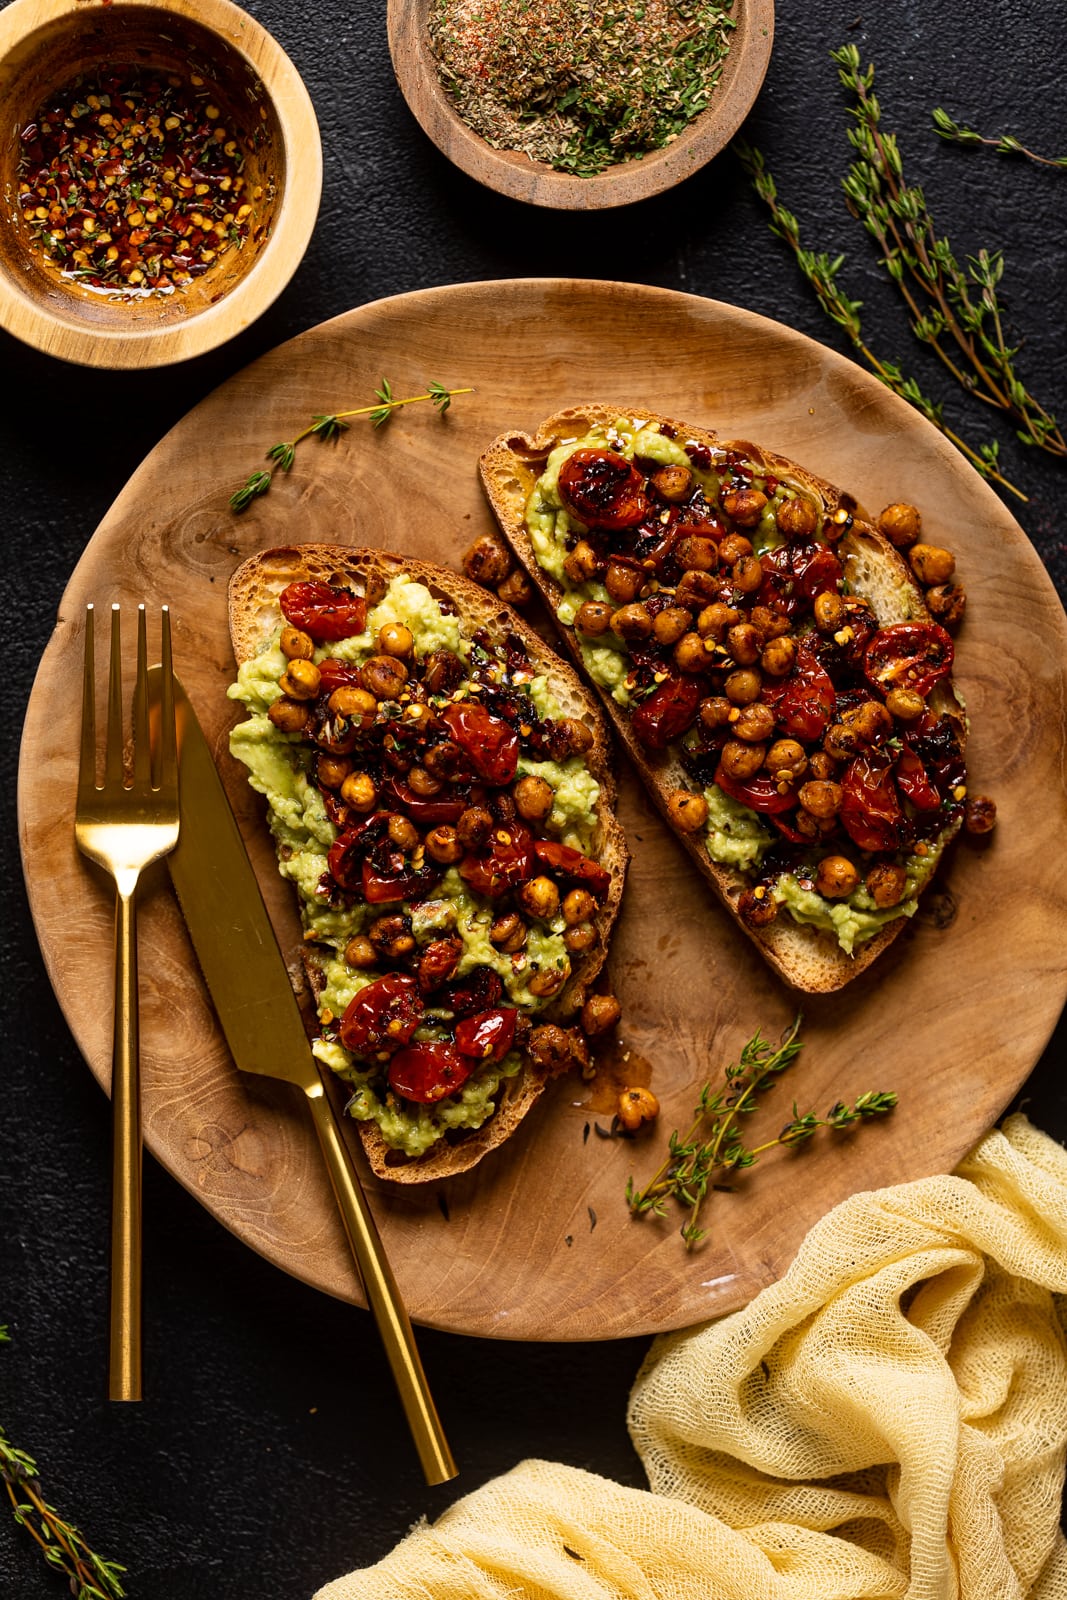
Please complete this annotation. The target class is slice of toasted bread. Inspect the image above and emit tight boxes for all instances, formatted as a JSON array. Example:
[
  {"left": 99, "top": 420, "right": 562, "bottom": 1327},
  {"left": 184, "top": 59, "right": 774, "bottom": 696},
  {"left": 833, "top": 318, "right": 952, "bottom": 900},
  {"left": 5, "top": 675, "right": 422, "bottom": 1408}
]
[
  {"left": 229, "top": 544, "right": 628, "bottom": 1181},
  {"left": 479, "top": 405, "right": 965, "bottom": 994}
]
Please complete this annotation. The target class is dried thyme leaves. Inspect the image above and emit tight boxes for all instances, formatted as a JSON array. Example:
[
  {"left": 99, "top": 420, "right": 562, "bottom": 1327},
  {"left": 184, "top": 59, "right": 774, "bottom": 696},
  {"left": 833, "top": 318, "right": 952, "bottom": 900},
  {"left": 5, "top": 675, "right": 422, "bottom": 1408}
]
[{"left": 428, "top": 0, "right": 736, "bottom": 176}]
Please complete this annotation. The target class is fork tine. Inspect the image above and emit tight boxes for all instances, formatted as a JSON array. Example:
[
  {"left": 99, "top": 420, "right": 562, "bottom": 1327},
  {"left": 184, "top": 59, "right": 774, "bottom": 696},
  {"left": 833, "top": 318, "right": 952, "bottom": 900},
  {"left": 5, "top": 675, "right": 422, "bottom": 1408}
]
[
  {"left": 78, "top": 604, "right": 97, "bottom": 801},
  {"left": 105, "top": 605, "right": 125, "bottom": 790},
  {"left": 157, "top": 606, "right": 177, "bottom": 797},
  {"left": 132, "top": 606, "right": 151, "bottom": 789}
]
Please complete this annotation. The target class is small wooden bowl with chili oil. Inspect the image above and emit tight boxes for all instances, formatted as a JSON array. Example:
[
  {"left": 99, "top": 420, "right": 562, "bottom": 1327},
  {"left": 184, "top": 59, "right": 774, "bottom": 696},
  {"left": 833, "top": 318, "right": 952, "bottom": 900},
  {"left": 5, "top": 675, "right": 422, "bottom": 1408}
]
[
  {"left": 0, "top": 0, "right": 321, "bottom": 368},
  {"left": 388, "top": 0, "right": 774, "bottom": 209}
]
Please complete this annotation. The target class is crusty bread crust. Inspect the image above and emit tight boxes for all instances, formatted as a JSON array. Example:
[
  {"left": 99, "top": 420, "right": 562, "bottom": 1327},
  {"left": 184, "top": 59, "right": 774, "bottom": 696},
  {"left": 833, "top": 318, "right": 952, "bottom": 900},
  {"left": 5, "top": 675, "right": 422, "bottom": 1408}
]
[
  {"left": 479, "top": 405, "right": 965, "bottom": 995},
  {"left": 229, "top": 543, "right": 628, "bottom": 1181}
]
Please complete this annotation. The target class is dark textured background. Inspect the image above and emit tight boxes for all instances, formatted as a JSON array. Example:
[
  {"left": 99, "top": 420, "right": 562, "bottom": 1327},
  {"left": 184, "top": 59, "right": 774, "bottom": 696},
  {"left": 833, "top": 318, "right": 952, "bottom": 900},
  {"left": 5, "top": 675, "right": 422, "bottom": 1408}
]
[{"left": 2, "top": 0, "right": 1065, "bottom": 1594}]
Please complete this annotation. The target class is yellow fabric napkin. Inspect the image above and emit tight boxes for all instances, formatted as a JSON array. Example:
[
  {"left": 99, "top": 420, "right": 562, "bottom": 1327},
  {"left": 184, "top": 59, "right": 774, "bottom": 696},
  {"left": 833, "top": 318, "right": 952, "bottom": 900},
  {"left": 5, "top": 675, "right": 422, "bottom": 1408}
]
[{"left": 315, "top": 1114, "right": 1067, "bottom": 1600}]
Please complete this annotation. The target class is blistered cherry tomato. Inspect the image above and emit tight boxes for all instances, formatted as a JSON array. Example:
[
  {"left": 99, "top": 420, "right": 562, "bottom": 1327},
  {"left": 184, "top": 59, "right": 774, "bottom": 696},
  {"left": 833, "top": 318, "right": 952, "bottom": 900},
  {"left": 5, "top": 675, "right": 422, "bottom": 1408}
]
[
  {"left": 441, "top": 702, "right": 519, "bottom": 785},
  {"left": 864, "top": 622, "right": 953, "bottom": 698},
  {"left": 362, "top": 856, "right": 441, "bottom": 905},
  {"left": 340, "top": 974, "right": 422, "bottom": 1054},
  {"left": 839, "top": 753, "right": 903, "bottom": 851},
  {"left": 441, "top": 968, "right": 505, "bottom": 1017},
  {"left": 388, "top": 1042, "right": 473, "bottom": 1104},
  {"left": 532, "top": 839, "right": 611, "bottom": 899},
  {"left": 895, "top": 749, "right": 941, "bottom": 811},
  {"left": 454, "top": 1008, "right": 518, "bottom": 1063},
  {"left": 630, "top": 676, "right": 702, "bottom": 751},
  {"left": 763, "top": 645, "right": 836, "bottom": 742},
  {"left": 381, "top": 774, "right": 466, "bottom": 826},
  {"left": 713, "top": 764, "right": 797, "bottom": 815},
  {"left": 558, "top": 449, "right": 649, "bottom": 530},
  {"left": 279, "top": 582, "right": 368, "bottom": 642},
  {"left": 326, "top": 815, "right": 385, "bottom": 891},
  {"left": 459, "top": 823, "right": 533, "bottom": 897},
  {"left": 757, "top": 542, "right": 843, "bottom": 617}
]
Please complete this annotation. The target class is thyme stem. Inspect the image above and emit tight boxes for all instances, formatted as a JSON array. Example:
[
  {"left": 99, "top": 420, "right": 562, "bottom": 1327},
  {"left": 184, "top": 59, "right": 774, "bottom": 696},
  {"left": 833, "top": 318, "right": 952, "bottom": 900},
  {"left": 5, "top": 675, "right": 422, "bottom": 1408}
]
[{"left": 932, "top": 108, "right": 1067, "bottom": 170}]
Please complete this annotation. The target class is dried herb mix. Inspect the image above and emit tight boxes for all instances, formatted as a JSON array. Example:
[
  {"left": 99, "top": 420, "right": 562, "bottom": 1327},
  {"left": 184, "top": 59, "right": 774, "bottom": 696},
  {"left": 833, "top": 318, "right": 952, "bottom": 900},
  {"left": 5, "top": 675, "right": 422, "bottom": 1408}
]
[{"left": 428, "top": 0, "right": 737, "bottom": 176}]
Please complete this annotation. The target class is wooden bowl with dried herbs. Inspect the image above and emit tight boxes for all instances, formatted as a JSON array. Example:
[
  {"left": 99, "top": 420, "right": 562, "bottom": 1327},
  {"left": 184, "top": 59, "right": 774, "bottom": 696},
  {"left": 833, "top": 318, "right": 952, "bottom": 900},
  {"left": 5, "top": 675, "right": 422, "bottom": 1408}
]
[
  {"left": 0, "top": 0, "right": 321, "bottom": 368},
  {"left": 388, "top": 0, "right": 773, "bottom": 208}
]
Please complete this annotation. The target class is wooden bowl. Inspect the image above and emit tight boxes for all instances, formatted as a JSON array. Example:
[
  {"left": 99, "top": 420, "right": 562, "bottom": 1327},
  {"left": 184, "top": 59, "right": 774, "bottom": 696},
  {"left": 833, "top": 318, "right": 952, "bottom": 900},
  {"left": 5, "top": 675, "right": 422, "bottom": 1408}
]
[
  {"left": 0, "top": 0, "right": 321, "bottom": 368},
  {"left": 387, "top": 0, "right": 774, "bottom": 209}
]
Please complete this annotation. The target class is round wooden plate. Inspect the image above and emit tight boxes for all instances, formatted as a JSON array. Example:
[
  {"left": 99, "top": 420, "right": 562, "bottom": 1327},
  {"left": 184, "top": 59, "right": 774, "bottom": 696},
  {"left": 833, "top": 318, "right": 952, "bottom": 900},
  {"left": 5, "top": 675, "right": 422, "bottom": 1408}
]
[{"left": 19, "top": 280, "right": 1067, "bottom": 1340}]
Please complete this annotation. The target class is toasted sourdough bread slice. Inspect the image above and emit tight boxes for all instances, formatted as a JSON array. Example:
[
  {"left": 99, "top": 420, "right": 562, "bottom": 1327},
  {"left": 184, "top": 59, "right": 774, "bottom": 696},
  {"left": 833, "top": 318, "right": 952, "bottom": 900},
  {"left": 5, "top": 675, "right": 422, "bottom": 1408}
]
[
  {"left": 229, "top": 544, "right": 628, "bottom": 1182},
  {"left": 479, "top": 405, "right": 965, "bottom": 994}
]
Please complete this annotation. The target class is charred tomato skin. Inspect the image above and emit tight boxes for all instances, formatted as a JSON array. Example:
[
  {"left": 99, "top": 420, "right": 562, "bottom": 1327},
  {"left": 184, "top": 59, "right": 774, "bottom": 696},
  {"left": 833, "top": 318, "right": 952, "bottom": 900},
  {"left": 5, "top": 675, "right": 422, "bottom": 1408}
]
[{"left": 557, "top": 448, "right": 650, "bottom": 531}]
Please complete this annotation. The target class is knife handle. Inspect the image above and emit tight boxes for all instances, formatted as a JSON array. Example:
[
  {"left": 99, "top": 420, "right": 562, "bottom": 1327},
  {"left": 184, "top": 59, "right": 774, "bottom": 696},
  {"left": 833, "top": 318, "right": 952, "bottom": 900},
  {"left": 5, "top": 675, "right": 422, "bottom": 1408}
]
[{"left": 303, "top": 1080, "right": 457, "bottom": 1485}]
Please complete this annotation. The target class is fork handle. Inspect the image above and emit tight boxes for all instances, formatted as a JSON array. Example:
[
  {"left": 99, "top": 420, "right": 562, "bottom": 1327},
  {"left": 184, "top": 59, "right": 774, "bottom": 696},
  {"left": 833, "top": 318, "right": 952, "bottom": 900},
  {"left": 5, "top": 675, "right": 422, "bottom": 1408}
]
[{"left": 109, "top": 882, "right": 142, "bottom": 1402}]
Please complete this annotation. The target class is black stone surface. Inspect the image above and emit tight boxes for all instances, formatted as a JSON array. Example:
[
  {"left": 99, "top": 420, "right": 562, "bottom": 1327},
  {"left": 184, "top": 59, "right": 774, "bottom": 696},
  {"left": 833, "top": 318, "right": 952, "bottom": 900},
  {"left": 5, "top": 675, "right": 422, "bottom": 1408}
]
[{"left": 1, "top": 0, "right": 1064, "bottom": 1595}]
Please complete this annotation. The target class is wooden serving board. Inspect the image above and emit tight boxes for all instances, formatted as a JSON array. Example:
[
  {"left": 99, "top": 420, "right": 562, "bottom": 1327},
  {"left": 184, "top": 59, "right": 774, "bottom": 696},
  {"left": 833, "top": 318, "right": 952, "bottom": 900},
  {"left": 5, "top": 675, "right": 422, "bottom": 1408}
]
[{"left": 19, "top": 281, "right": 1067, "bottom": 1340}]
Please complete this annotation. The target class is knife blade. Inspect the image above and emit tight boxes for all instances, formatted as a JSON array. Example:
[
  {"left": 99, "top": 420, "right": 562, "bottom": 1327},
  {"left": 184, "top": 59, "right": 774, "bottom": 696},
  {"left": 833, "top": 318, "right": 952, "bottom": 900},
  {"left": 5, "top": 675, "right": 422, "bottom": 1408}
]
[{"left": 155, "top": 668, "right": 456, "bottom": 1485}]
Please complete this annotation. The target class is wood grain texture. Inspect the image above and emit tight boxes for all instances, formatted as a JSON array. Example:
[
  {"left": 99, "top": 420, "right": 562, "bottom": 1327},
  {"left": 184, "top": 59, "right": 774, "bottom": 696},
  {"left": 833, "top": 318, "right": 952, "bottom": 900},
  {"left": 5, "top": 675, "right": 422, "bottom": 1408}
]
[
  {"left": 387, "top": 0, "right": 774, "bottom": 208},
  {"left": 0, "top": 0, "right": 321, "bottom": 368},
  {"left": 18, "top": 280, "right": 1067, "bottom": 1340}
]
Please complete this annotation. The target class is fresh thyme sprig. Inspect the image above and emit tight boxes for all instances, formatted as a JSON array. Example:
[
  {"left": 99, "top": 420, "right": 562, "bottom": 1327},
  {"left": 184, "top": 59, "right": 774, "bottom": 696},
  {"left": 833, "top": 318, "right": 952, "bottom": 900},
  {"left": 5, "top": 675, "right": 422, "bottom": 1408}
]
[
  {"left": 932, "top": 107, "right": 1067, "bottom": 170},
  {"left": 229, "top": 379, "right": 473, "bottom": 512},
  {"left": 0, "top": 1328, "right": 126, "bottom": 1599},
  {"left": 626, "top": 1017, "right": 897, "bottom": 1249},
  {"left": 734, "top": 140, "right": 1025, "bottom": 501}
]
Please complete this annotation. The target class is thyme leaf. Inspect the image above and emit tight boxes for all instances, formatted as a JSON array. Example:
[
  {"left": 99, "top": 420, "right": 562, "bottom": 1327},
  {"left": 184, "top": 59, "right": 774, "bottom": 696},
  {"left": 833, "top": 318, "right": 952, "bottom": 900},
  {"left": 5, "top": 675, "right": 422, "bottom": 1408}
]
[{"left": 932, "top": 107, "right": 1067, "bottom": 170}]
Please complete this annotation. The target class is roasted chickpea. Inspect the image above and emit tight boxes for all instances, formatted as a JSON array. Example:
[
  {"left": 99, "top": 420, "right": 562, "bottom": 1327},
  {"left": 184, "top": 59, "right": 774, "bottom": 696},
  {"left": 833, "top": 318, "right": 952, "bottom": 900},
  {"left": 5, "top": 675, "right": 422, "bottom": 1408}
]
[
  {"left": 650, "top": 464, "right": 693, "bottom": 502},
  {"left": 526, "top": 1022, "right": 573, "bottom": 1071},
  {"left": 527, "top": 966, "right": 568, "bottom": 999},
  {"left": 813, "top": 591, "right": 847, "bottom": 632},
  {"left": 698, "top": 696, "right": 733, "bottom": 731},
  {"left": 514, "top": 774, "right": 554, "bottom": 823},
  {"left": 925, "top": 583, "right": 967, "bottom": 628},
  {"left": 795, "top": 809, "right": 836, "bottom": 841},
  {"left": 574, "top": 601, "right": 614, "bottom": 637},
  {"left": 697, "top": 602, "right": 741, "bottom": 641},
  {"left": 421, "top": 649, "right": 465, "bottom": 696},
  {"left": 368, "top": 914, "right": 415, "bottom": 960},
  {"left": 675, "top": 570, "right": 723, "bottom": 610},
  {"left": 719, "top": 532, "right": 753, "bottom": 566},
  {"left": 964, "top": 795, "right": 998, "bottom": 835},
  {"left": 359, "top": 655, "right": 409, "bottom": 700},
  {"left": 737, "top": 886, "right": 778, "bottom": 928},
  {"left": 734, "top": 703, "right": 776, "bottom": 743},
  {"left": 377, "top": 622, "right": 413, "bottom": 659},
  {"left": 724, "top": 667, "right": 762, "bottom": 706},
  {"left": 278, "top": 658, "right": 321, "bottom": 701},
  {"left": 610, "top": 602, "right": 653, "bottom": 641},
  {"left": 550, "top": 717, "right": 595, "bottom": 758},
  {"left": 498, "top": 570, "right": 534, "bottom": 608},
  {"left": 518, "top": 876, "right": 561, "bottom": 921},
  {"left": 720, "top": 739, "right": 766, "bottom": 780},
  {"left": 776, "top": 496, "right": 818, "bottom": 539},
  {"left": 604, "top": 561, "right": 644, "bottom": 604},
  {"left": 877, "top": 502, "right": 922, "bottom": 548},
  {"left": 726, "top": 622, "right": 762, "bottom": 665},
  {"left": 765, "top": 740, "right": 808, "bottom": 781},
  {"left": 267, "top": 697, "right": 309, "bottom": 733},
  {"left": 752, "top": 606, "right": 793, "bottom": 641},
  {"left": 799, "top": 780, "right": 843, "bottom": 819},
  {"left": 761, "top": 635, "right": 797, "bottom": 677},
  {"left": 617, "top": 1086, "right": 660, "bottom": 1131},
  {"left": 652, "top": 605, "right": 691, "bottom": 646},
  {"left": 562, "top": 888, "right": 597, "bottom": 925},
  {"left": 909, "top": 543, "right": 956, "bottom": 586},
  {"left": 316, "top": 754, "right": 351, "bottom": 789},
  {"left": 490, "top": 912, "right": 527, "bottom": 953},
  {"left": 343, "top": 935, "right": 378, "bottom": 969},
  {"left": 582, "top": 993, "right": 622, "bottom": 1035},
  {"left": 564, "top": 921, "right": 598, "bottom": 953},
  {"left": 673, "top": 632, "right": 712, "bottom": 674},
  {"left": 387, "top": 814, "right": 419, "bottom": 851},
  {"left": 721, "top": 487, "right": 768, "bottom": 527},
  {"left": 564, "top": 540, "right": 603, "bottom": 584},
  {"left": 417, "top": 937, "right": 463, "bottom": 992},
  {"left": 885, "top": 687, "right": 925, "bottom": 721},
  {"left": 407, "top": 765, "right": 443, "bottom": 798},
  {"left": 462, "top": 534, "right": 511, "bottom": 587},
  {"left": 808, "top": 750, "right": 838, "bottom": 781},
  {"left": 675, "top": 535, "right": 719, "bottom": 572},
  {"left": 423, "top": 740, "right": 464, "bottom": 782},
  {"left": 666, "top": 788, "right": 709, "bottom": 832},
  {"left": 846, "top": 700, "right": 893, "bottom": 745},
  {"left": 423, "top": 825, "right": 463, "bottom": 865},
  {"left": 340, "top": 772, "right": 377, "bottom": 813},
  {"left": 457, "top": 805, "right": 494, "bottom": 849},
  {"left": 280, "top": 625, "right": 314, "bottom": 661},
  {"left": 815, "top": 855, "right": 860, "bottom": 898},
  {"left": 866, "top": 863, "right": 908, "bottom": 907}
]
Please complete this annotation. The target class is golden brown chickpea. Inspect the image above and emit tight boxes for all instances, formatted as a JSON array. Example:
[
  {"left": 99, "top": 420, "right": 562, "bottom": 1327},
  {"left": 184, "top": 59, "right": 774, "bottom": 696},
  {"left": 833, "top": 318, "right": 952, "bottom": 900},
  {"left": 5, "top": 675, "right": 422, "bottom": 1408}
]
[
  {"left": 720, "top": 739, "right": 766, "bottom": 780},
  {"left": 808, "top": 750, "right": 838, "bottom": 781},
  {"left": 552, "top": 717, "right": 595, "bottom": 757},
  {"left": 526, "top": 1022, "right": 574, "bottom": 1071},
  {"left": 724, "top": 667, "right": 763, "bottom": 706},
  {"left": 698, "top": 696, "right": 733, "bottom": 731},
  {"left": 343, "top": 935, "right": 377, "bottom": 969},
  {"left": 278, "top": 658, "right": 321, "bottom": 701},
  {"left": 866, "top": 863, "right": 908, "bottom": 908},
  {"left": 737, "top": 886, "right": 778, "bottom": 928},
  {"left": 964, "top": 795, "right": 998, "bottom": 835},
  {"left": 377, "top": 622, "right": 413, "bottom": 658},
  {"left": 581, "top": 993, "right": 622, "bottom": 1035},
  {"left": 387, "top": 814, "right": 420, "bottom": 851},
  {"left": 359, "top": 654, "right": 409, "bottom": 700},
  {"left": 652, "top": 605, "right": 691, "bottom": 646},
  {"left": 813, "top": 591, "right": 846, "bottom": 632},
  {"left": 422, "top": 741, "right": 463, "bottom": 782},
  {"left": 574, "top": 601, "right": 614, "bottom": 637},
  {"left": 795, "top": 809, "right": 836, "bottom": 841},
  {"left": 846, "top": 700, "right": 893, "bottom": 745},
  {"left": 719, "top": 532, "right": 753, "bottom": 565},
  {"left": 457, "top": 805, "right": 494, "bottom": 850},
  {"left": 799, "top": 780, "right": 843, "bottom": 819},
  {"left": 340, "top": 772, "right": 377, "bottom": 813},
  {"left": 665, "top": 789, "right": 709, "bottom": 832},
  {"left": 610, "top": 602, "right": 653, "bottom": 641},
  {"left": 909, "top": 543, "right": 956, "bottom": 586},
  {"left": 498, "top": 570, "right": 534, "bottom": 608},
  {"left": 280, "top": 625, "right": 314, "bottom": 661},
  {"left": 650, "top": 464, "right": 693, "bottom": 502},
  {"left": 765, "top": 739, "right": 808, "bottom": 780},
  {"left": 696, "top": 602, "right": 740, "bottom": 641},
  {"left": 514, "top": 774, "right": 554, "bottom": 823},
  {"left": 726, "top": 622, "right": 762, "bottom": 665},
  {"left": 368, "top": 914, "right": 415, "bottom": 960},
  {"left": 734, "top": 703, "right": 776, "bottom": 743},
  {"left": 776, "top": 496, "right": 818, "bottom": 539},
  {"left": 675, "top": 570, "right": 723, "bottom": 610},
  {"left": 885, "top": 687, "right": 925, "bottom": 721},
  {"left": 562, "top": 887, "right": 597, "bottom": 926},
  {"left": 617, "top": 1086, "right": 660, "bottom": 1131},
  {"left": 527, "top": 966, "right": 568, "bottom": 999},
  {"left": 720, "top": 487, "right": 768, "bottom": 527},
  {"left": 425, "top": 825, "right": 464, "bottom": 864},
  {"left": 925, "top": 583, "right": 967, "bottom": 628},
  {"left": 671, "top": 632, "right": 711, "bottom": 674},
  {"left": 761, "top": 635, "right": 797, "bottom": 677},
  {"left": 675, "top": 535, "right": 719, "bottom": 572},
  {"left": 490, "top": 912, "right": 527, "bottom": 953},
  {"left": 877, "top": 502, "right": 922, "bottom": 548},
  {"left": 518, "top": 876, "right": 561, "bottom": 921},
  {"left": 267, "top": 697, "right": 310, "bottom": 733},
  {"left": 604, "top": 561, "right": 644, "bottom": 604},
  {"left": 564, "top": 921, "right": 598, "bottom": 953},
  {"left": 421, "top": 649, "right": 465, "bottom": 696},
  {"left": 462, "top": 534, "right": 511, "bottom": 587},
  {"left": 328, "top": 685, "right": 377, "bottom": 726},
  {"left": 563, "top": 540, "right": 603, "bottom": 584},
  {"left": 407, "top": 765, "right": 443, "bottom": 798},
  {"left": 815, "top": 855, "right": 860, "bottom": 898},
  {"left": 316, "top": 754, "right": 351, "bottom": 790}
]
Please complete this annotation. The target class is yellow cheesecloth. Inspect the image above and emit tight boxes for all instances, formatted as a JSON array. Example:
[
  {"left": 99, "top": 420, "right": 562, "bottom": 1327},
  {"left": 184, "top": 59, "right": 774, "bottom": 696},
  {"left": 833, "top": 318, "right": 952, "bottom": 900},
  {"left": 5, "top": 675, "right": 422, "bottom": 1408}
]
[{"left": 315, "top": 1114, "right": 1067, "bottom": 1600}]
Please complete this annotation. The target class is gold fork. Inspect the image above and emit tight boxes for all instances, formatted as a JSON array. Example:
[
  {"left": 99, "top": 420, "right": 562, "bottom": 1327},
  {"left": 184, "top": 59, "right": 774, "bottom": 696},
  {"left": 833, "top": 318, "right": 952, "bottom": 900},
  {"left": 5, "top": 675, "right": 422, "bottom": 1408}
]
[{"left": 75, "top": 604, "right": 179, "bottom": 1401}]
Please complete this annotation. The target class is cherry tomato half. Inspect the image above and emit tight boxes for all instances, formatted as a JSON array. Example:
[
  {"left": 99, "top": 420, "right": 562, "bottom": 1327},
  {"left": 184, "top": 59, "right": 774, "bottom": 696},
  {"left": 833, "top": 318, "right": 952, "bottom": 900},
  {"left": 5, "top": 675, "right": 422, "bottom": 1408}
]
[
  {"left": 895, "top": 749, "right": 941, "bottom": 812},
  {"left": 864, "top": 622, "right": 954, "bottom": 698},
  {"left": 441, "top": 967, "right": 505, "bottom": 1018},
  {"left": 326, "top": 814, "right": 386, "bottom": 892},
  {"left": 388, "top": 1042, "right": 474, "bottom": 1104},
  {"left": 339, "top": 974, "right": 422, "bottom": 1054},
  {"left": 714, "top": 764, "right": 797, "bottom": 815},
  {"left": 454, "top": 1008, "right": 518, "bottom": 1063},
  {"left": 757, "top": 542, "right": 843, "bottom": 617},
  {"left": 532, "top": 839, "right": 611, "bottom": 900},
  {"left": 441, "top": 702, "right": 519, "bottom": 785},
  {"left": 764, "top": 644, "right": 836, "bottom": 742},
  {"left": 557, "top": 449, "right": 650, "bottom": 530},
  {"left": 381, "top": 775, "right": 466, "bottom": 826},
  {"left": 839, "top": 753, "right": 903, "bottom": 851},
  {"left": 279, "top": 582, "right": 368, "bottom": 642},
  {"left": 362, "top": 856, "right": 442, "bottom": 905},
  {"left": 630, "top": 676, "right": 702, "bottom": 752},
  {"left": 315, "top": 657, "right": 363, "bottom": 695},
  {"left": 459, "top": 822, "right": 533, "bottom": 898}
]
